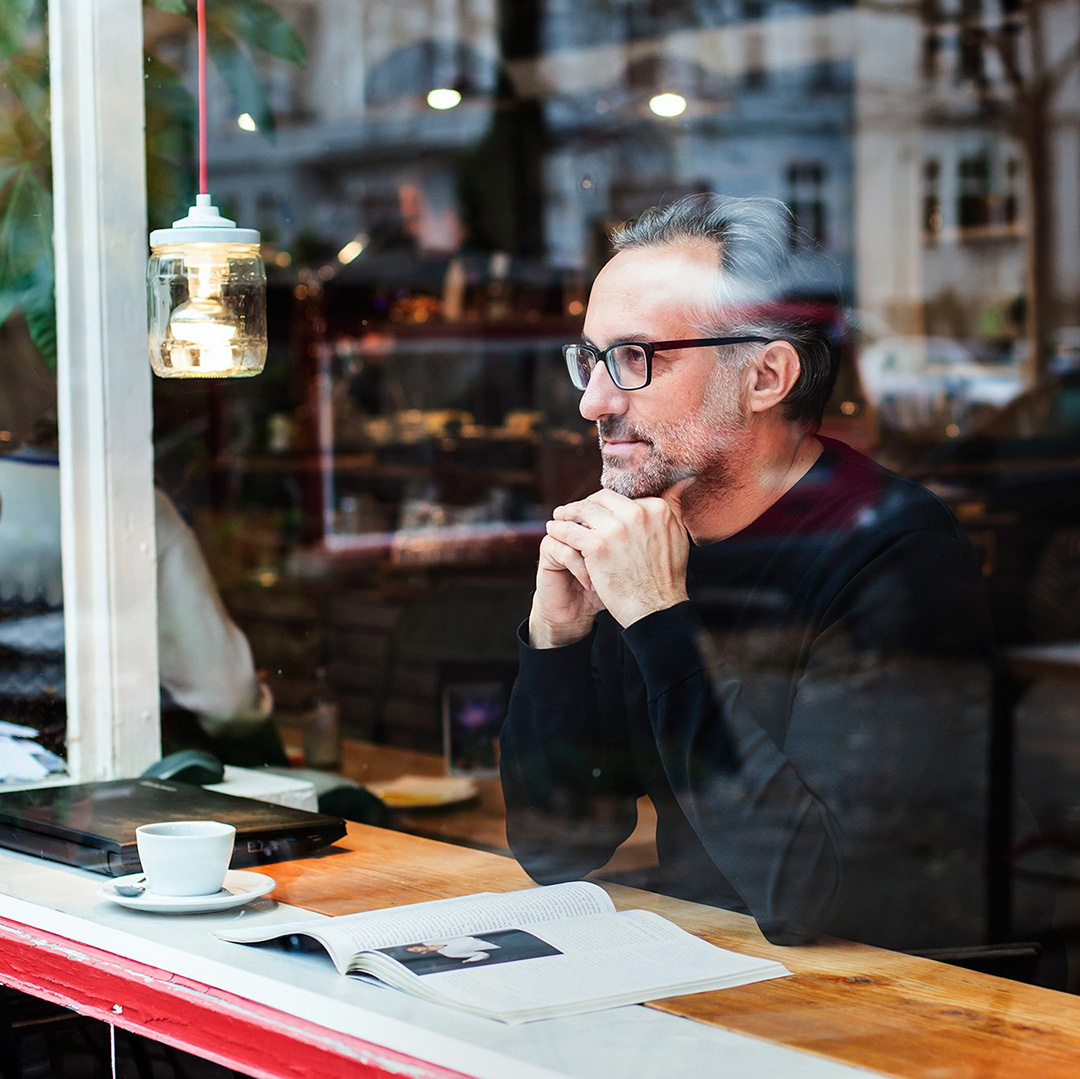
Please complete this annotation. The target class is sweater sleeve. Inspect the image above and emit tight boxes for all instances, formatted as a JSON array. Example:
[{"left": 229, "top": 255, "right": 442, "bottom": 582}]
[
  {"left": 623, "top": 527, "right": 992, "bottom": 946},
  {"left": 500, "top": 619, "right": 643, "bottom": 883}
]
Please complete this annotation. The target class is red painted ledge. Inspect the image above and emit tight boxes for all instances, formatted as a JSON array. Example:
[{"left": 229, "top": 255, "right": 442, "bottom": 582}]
[{"left": 0, "top": 915, "right": 472, "bottom": 1079}]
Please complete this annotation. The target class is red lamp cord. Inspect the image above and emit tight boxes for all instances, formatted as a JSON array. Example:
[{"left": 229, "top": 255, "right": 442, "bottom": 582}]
[{"left": 197, "top": 0, "right": 208, "bottom": 195}]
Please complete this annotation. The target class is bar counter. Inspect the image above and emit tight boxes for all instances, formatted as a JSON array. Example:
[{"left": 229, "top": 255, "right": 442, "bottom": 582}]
[{"left": 2, "top": 823, "right": 1080, "bottom": 1078}]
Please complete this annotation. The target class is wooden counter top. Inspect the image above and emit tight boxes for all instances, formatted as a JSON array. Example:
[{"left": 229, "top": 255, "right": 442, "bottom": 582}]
[{"left": 259, "top": 823, "right": 1080, "bottom": 1079}]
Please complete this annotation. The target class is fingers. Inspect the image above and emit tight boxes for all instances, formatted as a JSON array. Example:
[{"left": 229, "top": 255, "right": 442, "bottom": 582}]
[
  {"left": 553, "top": 488, "right": 647, "bottom": 532},
  {"left": 538, "top": 534, "right": 594, "bottom": 592},
  {"left": 554, "top": 483, "right": 685, "bottom": 533},
  {"left": 552, "top": 495, "right": 618, "bottom": 529},
  {"left": 573, "top": 488, "right": 633, "bottom": 513},
  {"left": 545, "top": 518, "right": 598, "bottom": 558}
]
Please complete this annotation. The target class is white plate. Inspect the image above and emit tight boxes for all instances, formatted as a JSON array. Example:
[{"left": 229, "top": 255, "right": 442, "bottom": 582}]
[
  {"left": 97, "top": 870, "right": 275, "bottom": 913},
  {"left": 368, "top": 774, "right": 478, "bottom": 808}
]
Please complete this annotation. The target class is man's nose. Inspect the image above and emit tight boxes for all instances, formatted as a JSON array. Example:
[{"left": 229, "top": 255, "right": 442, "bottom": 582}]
[{"left": 579, "top": 361, "right": 628, "bottom": 422}]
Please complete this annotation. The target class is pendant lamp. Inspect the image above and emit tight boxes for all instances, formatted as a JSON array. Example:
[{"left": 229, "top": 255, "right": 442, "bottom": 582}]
[{"left": 146, "top": 0, "right": 267, "bottom": 378}]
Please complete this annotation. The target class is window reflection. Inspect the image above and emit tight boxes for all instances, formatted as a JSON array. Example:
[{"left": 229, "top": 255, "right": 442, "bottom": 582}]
[{"left": 61, "top": 0, "right": 1080, "bottom": 985}]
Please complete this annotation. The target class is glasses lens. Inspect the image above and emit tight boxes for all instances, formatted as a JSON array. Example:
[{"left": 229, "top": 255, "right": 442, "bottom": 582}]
[
  {"left": 564, "top": 345, "right": 594, "bottom": 390},
  {"left": 608, "top": 344, "right": 649, "bottom": 389}
]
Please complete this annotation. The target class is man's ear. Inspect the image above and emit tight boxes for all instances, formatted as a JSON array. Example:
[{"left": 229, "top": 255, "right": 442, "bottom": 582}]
[{"left": 746, "top": 341, "right": 801, "bottom": 415}]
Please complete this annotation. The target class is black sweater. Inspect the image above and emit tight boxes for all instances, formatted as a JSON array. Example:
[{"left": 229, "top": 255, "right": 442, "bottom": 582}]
[{"left": 501, "top": 438, "right": 994, "bottom": 950}]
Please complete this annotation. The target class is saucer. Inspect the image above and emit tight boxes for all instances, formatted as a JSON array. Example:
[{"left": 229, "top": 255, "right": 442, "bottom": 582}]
[{"left": 97, "top": 870, "right": 275, "bottom": 913}]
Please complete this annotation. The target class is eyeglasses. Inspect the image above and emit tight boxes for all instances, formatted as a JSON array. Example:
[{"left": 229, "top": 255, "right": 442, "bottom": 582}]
[{"left": 563, "top": 336, "right": 771, "bottom": 391}]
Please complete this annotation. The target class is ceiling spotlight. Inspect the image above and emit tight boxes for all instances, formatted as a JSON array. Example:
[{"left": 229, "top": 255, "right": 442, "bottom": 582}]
[
  {"left": 237, "top": 112, "right": 257, "bottom": 132},
  {"left": 649, "top": 92, "right": 687, "bottom": 118},
  {"left": 337, "top": 235, "right": 367, "bottom": 265},
  {"left": 426, "top": 87, "right": 462, "bottom": 111}
]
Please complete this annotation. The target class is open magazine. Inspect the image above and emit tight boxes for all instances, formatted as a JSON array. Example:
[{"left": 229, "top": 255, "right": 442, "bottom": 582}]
[{"left": 216, "top": 881, "right": 790, "bottom": 1023}]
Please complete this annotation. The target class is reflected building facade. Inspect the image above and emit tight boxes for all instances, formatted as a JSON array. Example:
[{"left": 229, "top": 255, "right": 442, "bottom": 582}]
[{"left": 188, "top": 0, "right": 1078, "bottom": 442}]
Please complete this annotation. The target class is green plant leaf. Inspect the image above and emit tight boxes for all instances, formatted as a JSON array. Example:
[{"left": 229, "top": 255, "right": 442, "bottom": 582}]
[
  {"left": 145, "top": 0, "right": 190, "bottom": 14},
  {"left": 143, "top": 52, "right": 196, "bottom": 226},
  {"left": 146, "top": 137, "right": 195, "bottom": 228},
  {"left": 19, "top": 260, "right": 56, "bottom": 370},
  {"left": 0, "top": 0, "right": 37, "bottom": 61},
  {"left": 0, "top": 170, "right": 52, "bottom": 288},
  {"left": 206, "top": 21, "right": 276, "bottom": 139},
  {"left": 145, "top": 53, "right": 195, "bottom": 126},
  {"left": 0, "top": 293, "right": 18, "bottom": 327},
  {"left": 23, "top": 304, "right": 56, "bottom": 370},
  {"left": 0, "top": 187, "right": 52, "bottom": 367},
  {"left": 0, "top": 0, "right": 305, "bottom": 372},
  {"left": 4, "top": 47, "right": 50, "bottom": 137},
  {"left": 208, "top": 0, "right": 305, "bottom": 66},
  {"left": 0, "top": 164, "right": 20, "bottom": 194}
]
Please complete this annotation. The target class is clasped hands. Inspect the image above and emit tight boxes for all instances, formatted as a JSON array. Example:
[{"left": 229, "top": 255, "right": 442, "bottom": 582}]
[{"left": 529, "top": 481, "right": 692, "bottom": 648}]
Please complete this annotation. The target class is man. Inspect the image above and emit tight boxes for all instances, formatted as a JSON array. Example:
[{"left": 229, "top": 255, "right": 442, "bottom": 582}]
[{"left": 500, "top": 194, "right": 994, "bottom": 950}]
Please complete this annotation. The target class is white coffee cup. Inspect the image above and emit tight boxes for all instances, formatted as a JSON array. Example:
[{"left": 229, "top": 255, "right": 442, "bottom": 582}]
[{"left": 135, "top": 820, "right": 236, "bottom": 897}]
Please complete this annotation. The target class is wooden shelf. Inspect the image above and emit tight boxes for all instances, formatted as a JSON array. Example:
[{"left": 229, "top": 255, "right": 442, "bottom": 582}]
[{"left": 212, "top": 452, "right": 536, "bottom": 487}]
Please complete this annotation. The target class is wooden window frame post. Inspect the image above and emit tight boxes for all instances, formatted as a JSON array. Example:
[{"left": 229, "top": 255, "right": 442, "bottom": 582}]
[{"left": 49, "top": 0, "right": 161, "bottom": 778}]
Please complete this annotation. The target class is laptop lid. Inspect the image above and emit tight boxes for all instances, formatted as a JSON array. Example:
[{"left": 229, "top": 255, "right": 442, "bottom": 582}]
[{"left": 0, "top": 778, "right": 347, "bottom": 875}]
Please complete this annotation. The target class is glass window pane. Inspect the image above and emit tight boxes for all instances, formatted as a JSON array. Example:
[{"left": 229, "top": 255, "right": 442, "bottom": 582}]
[
  {"left": 131, "top": 0, "right": 1080, "bottom": 990},
  {"left": 0, "top": 2, "right": 66, "bottom": 776}
]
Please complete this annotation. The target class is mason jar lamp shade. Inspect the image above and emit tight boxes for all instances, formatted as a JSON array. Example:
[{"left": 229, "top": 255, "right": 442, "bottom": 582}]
[
  {"left": 146, "top": 0, "right": 266, "bottom": 378},
  {"left": 148, "top": 196, "right": 267, "bottom": 378}
]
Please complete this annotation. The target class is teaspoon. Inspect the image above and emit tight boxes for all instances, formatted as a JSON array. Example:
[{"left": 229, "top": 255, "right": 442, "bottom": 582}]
[{"left": 114, "top": 877, "right": 146, "bottom": 897}]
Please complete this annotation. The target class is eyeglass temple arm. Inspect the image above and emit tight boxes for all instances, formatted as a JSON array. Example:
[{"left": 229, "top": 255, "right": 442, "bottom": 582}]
[{"left": 647, "top": 336, "right": 772, "bottom": 350}]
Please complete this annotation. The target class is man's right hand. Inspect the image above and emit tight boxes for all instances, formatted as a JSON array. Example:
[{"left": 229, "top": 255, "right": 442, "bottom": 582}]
[{"left": 528, "top": 533, "right": 605, "bottom": 648}]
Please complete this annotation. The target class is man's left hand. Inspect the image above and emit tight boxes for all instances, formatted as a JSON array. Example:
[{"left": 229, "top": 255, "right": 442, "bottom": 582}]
[{"left": 545, "top": 481, "right": 691, "bottom": 628}]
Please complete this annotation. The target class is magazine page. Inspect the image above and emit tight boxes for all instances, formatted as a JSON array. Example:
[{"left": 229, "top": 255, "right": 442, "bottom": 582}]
[
  {"left": 352, "top": 909, "right": 791, "bottom": 1023},
  {"left": 217, "top": 882, "right": 615, "bottom": 975}
]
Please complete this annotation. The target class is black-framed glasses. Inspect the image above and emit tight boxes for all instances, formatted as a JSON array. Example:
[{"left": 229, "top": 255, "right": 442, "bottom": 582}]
[{"left": 562, "top": 336, "right": 771, "bottom": 391}]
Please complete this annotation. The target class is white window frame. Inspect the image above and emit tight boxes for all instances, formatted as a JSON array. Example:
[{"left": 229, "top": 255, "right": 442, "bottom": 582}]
[{"left": 49, "top": 0, "right": 161, "bottom": 779}]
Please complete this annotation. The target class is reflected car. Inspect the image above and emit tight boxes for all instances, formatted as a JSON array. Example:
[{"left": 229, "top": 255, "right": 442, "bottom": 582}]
[{"left": 858, "top": 335, "right": 1024, "bottom": 441}]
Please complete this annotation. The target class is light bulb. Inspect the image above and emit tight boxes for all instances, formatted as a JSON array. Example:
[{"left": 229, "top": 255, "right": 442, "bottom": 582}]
[
  {"left": 337, "top": 237, "right": 365, "bottom": 264},
  {"left": 427, "top": 87, "right": 462, "bottom": 110},
  {"left": 649, "top": 92, "right": 687, "bottom": 118},
  {"left": 166, "top": 297, "right": 238, "bottom": 372}
]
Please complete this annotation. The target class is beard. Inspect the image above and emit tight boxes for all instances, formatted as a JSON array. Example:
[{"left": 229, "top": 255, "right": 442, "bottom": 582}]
[{"left": 598, "top": 372, "right": 748, "bottom": 499}]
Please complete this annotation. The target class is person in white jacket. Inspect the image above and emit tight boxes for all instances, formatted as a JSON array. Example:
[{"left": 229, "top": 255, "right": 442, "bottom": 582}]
[{"left": 0, "top": 446, "right": 271, "bottom": 747}]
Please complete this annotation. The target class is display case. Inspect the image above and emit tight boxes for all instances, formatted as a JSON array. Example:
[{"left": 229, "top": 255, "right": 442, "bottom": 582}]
[{"left": 154, "top": 293, "right": 599, "bottom": 753}]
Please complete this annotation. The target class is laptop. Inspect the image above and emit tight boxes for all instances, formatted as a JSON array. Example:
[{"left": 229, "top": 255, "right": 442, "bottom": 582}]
[{"left": 0, "top": 778, "right": 347, "bottom": 876}]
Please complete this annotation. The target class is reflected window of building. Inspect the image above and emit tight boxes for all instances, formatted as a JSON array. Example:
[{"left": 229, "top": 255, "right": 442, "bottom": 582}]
[
  {"left": 786, "top": 162, "right": 827, "bottom": 247},
  {"left": 1003, "top": 155, "right": 1021, "bottom": 227},
  {"left": 924, "top": 158, "right": 943, "bottom": 237},
  {"left": 743, "top": 28, "right": 768, "bottom": 90},
  {"left": 958, "top": 152, "right": 991, "bottom": 229}
]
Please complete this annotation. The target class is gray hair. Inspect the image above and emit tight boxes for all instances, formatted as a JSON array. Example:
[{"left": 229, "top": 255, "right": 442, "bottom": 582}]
[{"left": 610, "top": 193, "right": 840, "bottom": 428}]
